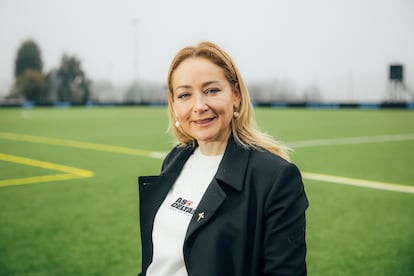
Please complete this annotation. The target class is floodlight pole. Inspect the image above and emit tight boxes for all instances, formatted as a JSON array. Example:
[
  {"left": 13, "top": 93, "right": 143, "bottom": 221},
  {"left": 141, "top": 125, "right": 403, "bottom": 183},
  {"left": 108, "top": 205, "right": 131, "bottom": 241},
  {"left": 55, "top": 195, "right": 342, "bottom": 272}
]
[{"left": 132, "top": 17, "right": 140, "bottom": 85}]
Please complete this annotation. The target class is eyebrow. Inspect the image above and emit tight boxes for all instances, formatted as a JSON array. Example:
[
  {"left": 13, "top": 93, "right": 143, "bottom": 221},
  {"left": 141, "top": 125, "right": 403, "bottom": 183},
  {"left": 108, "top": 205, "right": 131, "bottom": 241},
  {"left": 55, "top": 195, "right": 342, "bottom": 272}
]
[{"left": 174, "top": 81, "right": 221, "bottom": 91}]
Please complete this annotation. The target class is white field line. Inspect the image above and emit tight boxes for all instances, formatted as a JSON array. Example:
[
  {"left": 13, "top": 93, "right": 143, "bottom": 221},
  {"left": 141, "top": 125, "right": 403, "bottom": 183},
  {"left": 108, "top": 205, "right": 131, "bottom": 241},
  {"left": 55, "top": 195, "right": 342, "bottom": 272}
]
[
  {"left": 291, "top": 134, "right": 414, "bottom": 194},
  {"left": 287, "top": 133, "right": 414, "bottom": 148},
  {"left": 144, "top": 134, "right": 414, "bottom": 194},
  {"left": 145, "top": 151, "right": 414, "bottom": 194},
  {"left": 302, "top": 172, "right": 414, "bottom": 194}
]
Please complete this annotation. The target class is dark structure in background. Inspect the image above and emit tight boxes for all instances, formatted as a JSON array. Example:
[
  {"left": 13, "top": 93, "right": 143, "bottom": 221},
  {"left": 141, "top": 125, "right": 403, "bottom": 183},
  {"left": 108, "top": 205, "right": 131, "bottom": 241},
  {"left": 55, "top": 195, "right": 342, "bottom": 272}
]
[
  {"left": 390, "top": 64, "right": 403, "bottom": 81},
  {"left": 388, "top": 64, "right": 413, "bottom": 102}
]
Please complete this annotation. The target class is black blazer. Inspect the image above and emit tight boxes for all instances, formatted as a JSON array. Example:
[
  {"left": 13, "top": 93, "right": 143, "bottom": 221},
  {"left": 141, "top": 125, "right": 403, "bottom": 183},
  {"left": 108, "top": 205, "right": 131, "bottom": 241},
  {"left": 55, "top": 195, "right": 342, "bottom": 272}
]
[{"left": 138, "top": 136, "right": 309, "bottom": 276}]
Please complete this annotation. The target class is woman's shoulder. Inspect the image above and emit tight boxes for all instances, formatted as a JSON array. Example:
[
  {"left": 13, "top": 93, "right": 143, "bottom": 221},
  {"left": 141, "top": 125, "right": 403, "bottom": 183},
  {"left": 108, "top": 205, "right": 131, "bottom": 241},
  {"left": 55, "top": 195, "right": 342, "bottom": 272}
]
[
  {"left": 247, "top": 147, "right": 305, "bottom": 201},
  {"left": 247, "top": 146, "right": 301, "bottom": 183},
  {"left": 249, "top": 146, "right": 292, "bottom": 169}
]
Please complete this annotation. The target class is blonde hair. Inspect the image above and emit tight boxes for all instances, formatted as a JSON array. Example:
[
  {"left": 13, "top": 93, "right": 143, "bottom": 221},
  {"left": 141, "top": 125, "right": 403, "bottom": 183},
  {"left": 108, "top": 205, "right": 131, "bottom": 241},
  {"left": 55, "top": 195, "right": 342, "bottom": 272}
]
[{"left": 167, "top": 41, "right": 289, "bottom": 160}]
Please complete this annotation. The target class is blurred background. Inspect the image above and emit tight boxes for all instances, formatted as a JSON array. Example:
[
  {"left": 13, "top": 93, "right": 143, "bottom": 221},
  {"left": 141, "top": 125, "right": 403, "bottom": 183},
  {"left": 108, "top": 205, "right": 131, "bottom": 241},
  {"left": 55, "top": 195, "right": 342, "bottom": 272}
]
[{"left": 1, "top": 0, "right": 413, "bottom": 106}]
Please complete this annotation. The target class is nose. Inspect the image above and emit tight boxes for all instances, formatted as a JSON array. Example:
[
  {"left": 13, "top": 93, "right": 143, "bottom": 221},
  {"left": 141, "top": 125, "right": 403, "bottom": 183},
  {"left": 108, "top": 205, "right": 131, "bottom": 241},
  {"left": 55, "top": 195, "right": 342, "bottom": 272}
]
[{"left": 193, "top": 93, "right": 208, "bottom": 113}]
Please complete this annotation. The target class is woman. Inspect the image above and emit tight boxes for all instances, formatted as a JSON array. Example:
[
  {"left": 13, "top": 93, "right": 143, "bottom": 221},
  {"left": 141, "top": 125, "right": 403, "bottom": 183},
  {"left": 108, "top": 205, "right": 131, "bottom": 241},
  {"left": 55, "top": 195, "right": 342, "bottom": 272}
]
[{"left": 138, "top": 41, "right": 308, "bottom": 276}]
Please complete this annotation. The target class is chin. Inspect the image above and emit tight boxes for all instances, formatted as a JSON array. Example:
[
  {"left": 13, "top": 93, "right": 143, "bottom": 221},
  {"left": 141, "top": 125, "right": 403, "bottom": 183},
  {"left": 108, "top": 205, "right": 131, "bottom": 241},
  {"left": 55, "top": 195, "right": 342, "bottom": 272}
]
[
  {"left": 195, "top": 132, "right": 229, "bottom": 144},
  {"left": 192, "top": 133, "right": 217, "bottom": 142},
  {"left": 194, "top": 136, "right": 215, "bottom": 143}
]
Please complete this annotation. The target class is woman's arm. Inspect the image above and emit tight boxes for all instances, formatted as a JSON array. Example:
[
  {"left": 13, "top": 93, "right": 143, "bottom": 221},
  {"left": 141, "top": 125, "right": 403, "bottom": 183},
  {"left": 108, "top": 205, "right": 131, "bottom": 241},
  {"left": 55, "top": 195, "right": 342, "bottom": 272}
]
[{"left": 263, "top": 163, "right": 309, "bottom": 275}]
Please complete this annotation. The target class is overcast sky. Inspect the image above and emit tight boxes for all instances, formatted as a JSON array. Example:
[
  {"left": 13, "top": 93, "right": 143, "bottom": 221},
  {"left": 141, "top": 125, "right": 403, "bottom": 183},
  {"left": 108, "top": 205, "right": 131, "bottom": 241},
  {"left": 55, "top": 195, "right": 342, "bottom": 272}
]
[{"left": 1, "top": 0, "right": 413, "bottom": 101}]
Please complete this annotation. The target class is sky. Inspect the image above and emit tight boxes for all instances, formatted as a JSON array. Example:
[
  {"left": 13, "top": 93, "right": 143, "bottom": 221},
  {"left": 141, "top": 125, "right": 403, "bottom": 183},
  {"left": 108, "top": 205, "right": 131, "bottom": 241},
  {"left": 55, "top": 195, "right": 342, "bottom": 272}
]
[{"left": 1, "top": 0, "right": 413, "bottom": 102}]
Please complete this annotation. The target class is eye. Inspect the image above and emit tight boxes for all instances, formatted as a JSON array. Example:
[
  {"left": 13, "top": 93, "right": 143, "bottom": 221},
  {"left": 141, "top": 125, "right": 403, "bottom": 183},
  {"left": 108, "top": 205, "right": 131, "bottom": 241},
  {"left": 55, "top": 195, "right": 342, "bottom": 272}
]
[
  {"left": 177, "top": 92, "right": 191, "bottom": 99},
  {"left": 205, "top": 88, "right": 220, "bottom": 94}
]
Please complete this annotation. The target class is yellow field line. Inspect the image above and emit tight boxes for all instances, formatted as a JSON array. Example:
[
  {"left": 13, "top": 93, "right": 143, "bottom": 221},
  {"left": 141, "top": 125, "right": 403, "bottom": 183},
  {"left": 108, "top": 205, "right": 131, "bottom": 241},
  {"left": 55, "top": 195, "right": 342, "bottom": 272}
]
[
  {"left": 0, "top": 132, "right": 165, "bottom": 158},
  {"left": 0, "top": 153, "right": 94, "bottom": 177},
  {"left": 0, "top": 153, "right": 94, "bottom": 188},
  {"left": 1, "top": 131, "right": 412, "bottom": 193},
  {"left": 0, "top": 174, "right": 84, "bottom": 188}
]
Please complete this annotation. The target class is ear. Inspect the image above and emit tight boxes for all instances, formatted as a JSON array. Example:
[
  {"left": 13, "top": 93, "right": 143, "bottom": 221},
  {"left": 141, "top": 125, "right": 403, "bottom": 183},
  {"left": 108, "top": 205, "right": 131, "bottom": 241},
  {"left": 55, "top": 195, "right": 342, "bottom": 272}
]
[{"left": 232, "top": 86, "right": 241, "bottom": 110}]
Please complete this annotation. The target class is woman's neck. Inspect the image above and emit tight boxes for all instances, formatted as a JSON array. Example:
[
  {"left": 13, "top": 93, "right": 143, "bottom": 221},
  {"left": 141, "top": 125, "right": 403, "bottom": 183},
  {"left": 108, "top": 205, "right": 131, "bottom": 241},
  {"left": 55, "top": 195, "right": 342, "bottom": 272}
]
[{"left": 197, "top": 139, "right": 228, "bottom": 156}]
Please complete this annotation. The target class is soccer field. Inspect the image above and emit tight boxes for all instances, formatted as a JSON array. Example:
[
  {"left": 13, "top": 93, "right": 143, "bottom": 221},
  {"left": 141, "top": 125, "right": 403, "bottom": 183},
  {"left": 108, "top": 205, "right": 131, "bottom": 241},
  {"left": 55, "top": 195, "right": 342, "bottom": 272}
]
[{"left": 0, "top": 107, "right": 413, "bottom": 275}]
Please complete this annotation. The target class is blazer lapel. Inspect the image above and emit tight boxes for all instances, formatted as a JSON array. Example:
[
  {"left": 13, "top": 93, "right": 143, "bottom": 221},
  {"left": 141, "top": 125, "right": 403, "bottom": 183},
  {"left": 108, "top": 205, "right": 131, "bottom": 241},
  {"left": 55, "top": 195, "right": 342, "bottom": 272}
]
[
  {"left": 139, "top": 145, "right": 195, "bottom": 271},
  {"left": 185, "top": 136, "right": 250, "bottom": 240},
  {"left": 185, "top": 178, "right": 226, "bottom": 239},
  {"left": 139, "top": 145, "right": 194, "bottom": 214}
]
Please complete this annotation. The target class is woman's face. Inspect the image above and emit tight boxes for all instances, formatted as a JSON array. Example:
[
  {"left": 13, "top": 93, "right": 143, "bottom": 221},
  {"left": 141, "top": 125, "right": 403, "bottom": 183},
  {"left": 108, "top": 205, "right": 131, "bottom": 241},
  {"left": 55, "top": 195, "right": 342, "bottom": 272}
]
[{"left": 171, "top": 57, "right": 240, "bottom": 148}]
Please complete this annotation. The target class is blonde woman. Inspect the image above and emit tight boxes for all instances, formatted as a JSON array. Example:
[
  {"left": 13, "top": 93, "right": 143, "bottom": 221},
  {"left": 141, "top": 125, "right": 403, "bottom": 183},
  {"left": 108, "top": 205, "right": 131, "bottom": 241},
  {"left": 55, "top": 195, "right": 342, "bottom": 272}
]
[{"left": 138, "top": 42, "right": 308, "bottom": 276}]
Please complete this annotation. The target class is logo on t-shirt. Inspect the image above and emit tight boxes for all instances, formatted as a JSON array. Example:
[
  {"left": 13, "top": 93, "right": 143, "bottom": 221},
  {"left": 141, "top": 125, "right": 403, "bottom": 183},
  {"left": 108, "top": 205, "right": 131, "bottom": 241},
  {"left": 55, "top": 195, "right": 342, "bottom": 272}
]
[{"left": 170, "top": 197, "right": 195, "bottom": 216}]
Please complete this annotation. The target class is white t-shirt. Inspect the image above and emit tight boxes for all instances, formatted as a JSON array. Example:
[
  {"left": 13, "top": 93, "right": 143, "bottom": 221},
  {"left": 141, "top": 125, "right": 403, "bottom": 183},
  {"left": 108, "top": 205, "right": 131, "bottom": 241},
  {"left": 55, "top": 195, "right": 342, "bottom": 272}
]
[{"left": 146, "top": 148, "right": 223, "bottom": 276}]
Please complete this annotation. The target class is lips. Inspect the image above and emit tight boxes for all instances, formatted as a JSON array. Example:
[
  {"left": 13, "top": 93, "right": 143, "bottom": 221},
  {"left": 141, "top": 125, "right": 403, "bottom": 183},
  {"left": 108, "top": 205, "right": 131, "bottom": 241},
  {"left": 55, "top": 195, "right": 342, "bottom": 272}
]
[{"left": 193, "top": 117, "right": 215, "bottom": 125}]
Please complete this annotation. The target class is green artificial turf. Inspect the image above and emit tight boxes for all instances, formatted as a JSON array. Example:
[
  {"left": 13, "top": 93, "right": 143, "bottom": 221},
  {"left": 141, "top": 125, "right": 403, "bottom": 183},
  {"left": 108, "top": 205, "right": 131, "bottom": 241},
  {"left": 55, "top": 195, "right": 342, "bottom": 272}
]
[{"left": 0, "top": 107, "right": 413, "bottom": 275}]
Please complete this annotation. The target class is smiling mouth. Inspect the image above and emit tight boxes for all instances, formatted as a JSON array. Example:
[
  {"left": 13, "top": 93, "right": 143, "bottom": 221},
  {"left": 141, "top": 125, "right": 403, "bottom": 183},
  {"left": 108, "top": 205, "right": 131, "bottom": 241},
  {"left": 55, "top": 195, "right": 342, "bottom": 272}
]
[{"left": 193, "top": 118, "right": 215, "bottom": 125}]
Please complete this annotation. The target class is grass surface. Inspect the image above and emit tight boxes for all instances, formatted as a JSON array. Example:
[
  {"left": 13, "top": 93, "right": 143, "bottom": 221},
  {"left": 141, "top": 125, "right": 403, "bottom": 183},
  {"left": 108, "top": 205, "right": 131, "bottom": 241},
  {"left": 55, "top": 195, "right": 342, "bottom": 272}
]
[{"left": 0, "top": 107, "right": 413, "bottom": 275}]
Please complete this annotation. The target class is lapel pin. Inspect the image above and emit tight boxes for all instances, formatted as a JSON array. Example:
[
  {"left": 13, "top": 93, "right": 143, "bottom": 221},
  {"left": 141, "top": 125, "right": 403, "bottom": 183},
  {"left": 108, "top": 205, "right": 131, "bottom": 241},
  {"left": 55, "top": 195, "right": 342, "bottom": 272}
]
[{"left": 197, "top": 212, "right": 205, "bottom": 222}]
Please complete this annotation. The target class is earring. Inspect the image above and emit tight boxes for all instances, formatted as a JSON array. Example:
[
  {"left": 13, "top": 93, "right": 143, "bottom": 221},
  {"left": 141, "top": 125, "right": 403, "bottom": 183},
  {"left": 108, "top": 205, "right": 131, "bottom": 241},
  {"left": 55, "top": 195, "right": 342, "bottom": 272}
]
[
  {"left": 175, "top": 121, "right": 180, "bottom": 128},
  {"left": 233, "top": 111, "right": 240, "bottom": 119}
]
